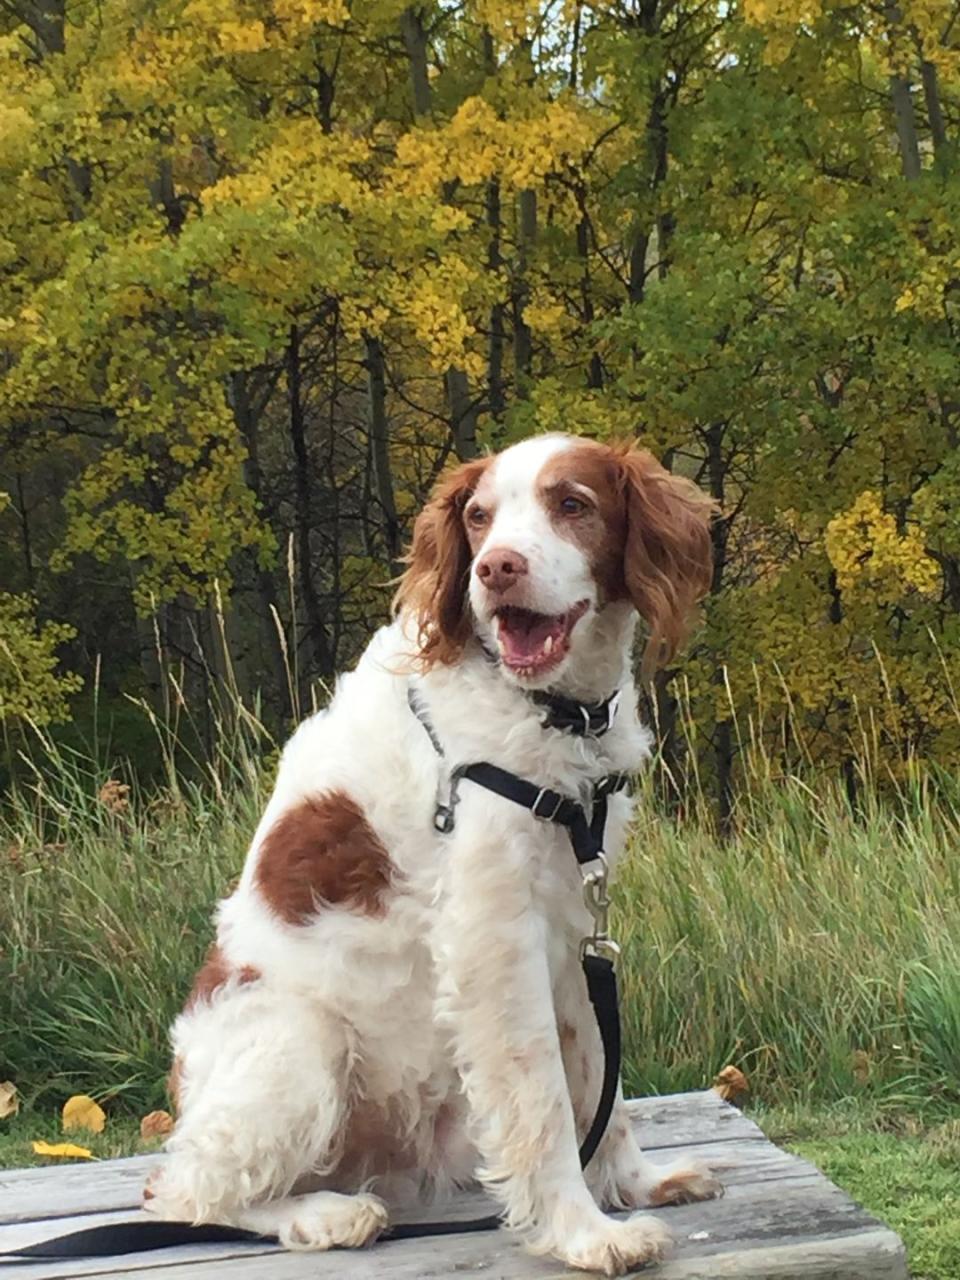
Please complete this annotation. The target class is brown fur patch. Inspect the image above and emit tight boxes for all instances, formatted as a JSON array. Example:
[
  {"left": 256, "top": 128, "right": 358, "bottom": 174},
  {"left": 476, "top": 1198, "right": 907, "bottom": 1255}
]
[
  {"left": 167, "top": 1056, "right": 183, "bottom": 1112},
  {"left": 537, "top": 439, "right": 715, "bottom": 672},
  {"left": 171, "top": 948, "right": 260, "bottom": 1114},
  {"left": 184, "top": 944, "right": 259, "bottom": 1012},
  {"left": 648, "top": 1169, "right": 713, "bottom": 1206},
  {"left": 393, "top": 457, "right": 493, "bottom": 667},
  {"left": 558, "top": 1021, "right": 578, "bottom": 1052},
  {"left": 537, "top": 441, "right": 629, "bottom": 603},
  {"left": 255, "top": 791, "right": 395, "bottom": 925}
]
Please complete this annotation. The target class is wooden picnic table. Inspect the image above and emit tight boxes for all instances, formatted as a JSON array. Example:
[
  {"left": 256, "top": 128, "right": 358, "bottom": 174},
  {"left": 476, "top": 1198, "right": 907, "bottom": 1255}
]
[{"left": 0, "top": 1091, "right": 908, "bottom": 1278}]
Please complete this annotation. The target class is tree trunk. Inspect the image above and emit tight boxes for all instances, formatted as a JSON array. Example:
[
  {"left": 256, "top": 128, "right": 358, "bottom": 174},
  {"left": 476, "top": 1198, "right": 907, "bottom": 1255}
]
[
  {"left": 575, "top": 199, "right": 602, "bottom": 389},
  {"left": 13, "top": 472, "right": 34, "bottom": 590},
  {"left": 827, "top": 569, "right": 860, "bottom": 813},
  {"left": 364, "top": 334, "right": 402, "bottom": 571},
  {"left": 919, "top": 57, "right": 950, "bottom": 168},
  {"left": 402, "top": 6, "right": 481, "bottom": 459},
  {"left": 486, "top": 173, "right": 506, "bottom": 423},
  {"left": 446, "top": 367, "right": 479, "bottom": 462},
  {"left": 886, "top": 6, "right": 922, "bottom": 179},
  {"left": 400, "top": 7, "right": 432, "bottom": 118},
  {"left": 228, "top": 370, "right": 293, "bottom": 725},
  {"left": 513, "top": 188, "right": 536, "bottom": 391},
  {"left": 287, "top": 325, "right": 334, "bottom": 679},
  {"left": 705, "top": 421, "right": 734, "bottom": 830}
]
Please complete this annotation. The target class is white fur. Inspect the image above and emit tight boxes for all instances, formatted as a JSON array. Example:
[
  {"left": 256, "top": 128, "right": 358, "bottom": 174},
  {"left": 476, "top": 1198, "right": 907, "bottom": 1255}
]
[{"left": 147, "top": 434, "right": 719, "bottom": 1275}]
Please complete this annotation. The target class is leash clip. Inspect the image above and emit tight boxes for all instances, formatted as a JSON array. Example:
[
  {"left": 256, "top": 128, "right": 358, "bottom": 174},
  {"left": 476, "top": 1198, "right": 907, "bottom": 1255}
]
[
  {"left": 579, "top": 853, "right": 620, "bottom": 962},
  {"left": 434, "top": 766, "right": 467, "bottom": 834}
]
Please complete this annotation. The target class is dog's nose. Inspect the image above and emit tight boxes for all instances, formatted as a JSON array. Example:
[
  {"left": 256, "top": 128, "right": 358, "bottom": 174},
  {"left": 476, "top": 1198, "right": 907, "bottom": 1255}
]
[{"left": 475, "top": 547, "right": 529, "bottom": 595}]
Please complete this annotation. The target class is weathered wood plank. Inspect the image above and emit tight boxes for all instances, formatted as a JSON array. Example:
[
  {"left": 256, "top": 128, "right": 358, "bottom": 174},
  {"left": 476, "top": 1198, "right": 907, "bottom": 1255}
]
[
  {"left": 623, "top": 1092, "right": 765, "bottom": 1149},
  {"left": 0, "top": 1093, "right": 761, "bottom": 1227},
  {"left": 0, "top": 1133, "right": 810, "bottom": 1244},
  {"left": 0, "top": 1094, "right": 907, "bottom": 1280},
  {"left": 0, "top": 1169, "right": 907, "bottom": 1279}
]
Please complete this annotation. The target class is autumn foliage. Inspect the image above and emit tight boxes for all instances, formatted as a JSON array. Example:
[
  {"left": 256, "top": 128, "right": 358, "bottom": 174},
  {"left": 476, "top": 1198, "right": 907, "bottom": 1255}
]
[{"left": 0, "top": 0, "right": 958, "bottom": 803}]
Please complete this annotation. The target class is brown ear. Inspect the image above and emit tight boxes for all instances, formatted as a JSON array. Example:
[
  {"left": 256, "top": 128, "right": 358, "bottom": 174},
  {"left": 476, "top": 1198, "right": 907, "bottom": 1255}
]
[
  {"left": 619, "top": 447, "right": 716, "bottom": 674},
  {"left": 394, "top": 457, "right": 490, "bottom": 667}
]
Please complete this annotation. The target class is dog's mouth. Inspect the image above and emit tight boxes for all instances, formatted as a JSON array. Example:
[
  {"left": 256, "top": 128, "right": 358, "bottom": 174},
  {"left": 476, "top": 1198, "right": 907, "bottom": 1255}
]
[{"left": 494, "top": 601, "right": 590, "bottom": 678}]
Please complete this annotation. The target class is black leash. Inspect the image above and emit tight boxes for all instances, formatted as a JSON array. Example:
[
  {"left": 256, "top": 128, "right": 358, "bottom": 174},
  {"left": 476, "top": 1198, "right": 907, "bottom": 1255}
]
[
  {"left": 4, "top": 954, "right": 620, "bottom": 1264},
  {"left": 2, "top": 690, "right": 628, "bottom": 1265}
]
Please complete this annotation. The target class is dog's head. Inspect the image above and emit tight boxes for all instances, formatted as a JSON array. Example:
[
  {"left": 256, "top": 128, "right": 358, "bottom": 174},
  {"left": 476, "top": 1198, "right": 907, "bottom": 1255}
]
[{"left": 395, "top": 434, "right": 714, "bottom": 686}]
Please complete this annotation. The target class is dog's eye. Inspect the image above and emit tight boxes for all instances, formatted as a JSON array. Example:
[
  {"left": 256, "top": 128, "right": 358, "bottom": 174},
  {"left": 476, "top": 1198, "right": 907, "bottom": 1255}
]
[
  {"left": 467, "top": 506, "right": 489, "bottom": 528},
  {"left": 560, "top": 495, "right": 587, "bottom": 516}
]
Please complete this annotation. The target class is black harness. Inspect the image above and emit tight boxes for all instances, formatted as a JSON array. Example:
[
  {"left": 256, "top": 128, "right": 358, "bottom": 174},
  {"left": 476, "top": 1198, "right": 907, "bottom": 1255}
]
[
  {"left": 4, "top": 684, "right": 630, "bottom": 1265},
  {"left": 406, "top": 681, "right": 629, "bottom": 1173}
]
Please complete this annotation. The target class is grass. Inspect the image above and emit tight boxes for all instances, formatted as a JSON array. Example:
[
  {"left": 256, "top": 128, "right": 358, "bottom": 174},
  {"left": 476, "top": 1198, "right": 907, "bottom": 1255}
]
[
  {"left": 615, "top": 772, "right": 960, "bottom": 1104},
  {"left": 4, "top": 663, "right": 960, "bottom": 1277},
  {"left": 0, "top": 1111, "right": 147, "bottom": 1168},
  {"left": 759, "top": 1101, "right": 960, "bottom": 1280},
  {"left": 4, "top": 700, "right": 960, "bottom": 1111}
]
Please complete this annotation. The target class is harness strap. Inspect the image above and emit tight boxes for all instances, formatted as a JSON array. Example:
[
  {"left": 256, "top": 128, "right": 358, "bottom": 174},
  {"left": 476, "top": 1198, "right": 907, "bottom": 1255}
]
[{"left": 447, "top": 761, "right": 630, "bottom": 864}]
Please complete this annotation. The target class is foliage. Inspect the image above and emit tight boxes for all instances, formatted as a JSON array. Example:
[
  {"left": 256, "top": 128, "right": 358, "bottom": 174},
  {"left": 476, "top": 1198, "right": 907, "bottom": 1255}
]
[
  {"left": 0, "top": 492, "right": 80, "bottom": 725},
  {"left": 0, "top": 0, "right": 958, "bottom": 802}
]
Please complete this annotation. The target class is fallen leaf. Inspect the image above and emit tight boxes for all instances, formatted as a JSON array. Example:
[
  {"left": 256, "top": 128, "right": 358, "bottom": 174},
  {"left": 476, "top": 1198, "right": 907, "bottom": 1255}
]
[
  {"left": 140, "top": 1110, "right": 174, "bottom": 1140},
  {"left": 62, "top": 1094, "right": 106, "bottom": 1134},
  {"left": 712, "top": 1064, "right": 749, "bottom": 1104},
  {"left": 0, "top": 1081, "right": 18, "bottom": 1119},
  {"left": 852, "top": 1049, "right": 871, "bottom": 1085},
  {"left": 32, "top": 1141, "right": 94, "bottom": 1160},
  {"left": 98, "top": 779, "right": 130, "bottom": 814}
]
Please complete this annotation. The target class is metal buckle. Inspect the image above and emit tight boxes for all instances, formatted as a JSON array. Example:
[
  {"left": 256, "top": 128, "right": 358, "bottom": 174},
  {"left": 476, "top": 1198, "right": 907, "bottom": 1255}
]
[
  {"left": 434, "top": 769, "right": 465, "bottom": 835},
  {"left": 434, "top": 804, "right": 455, "bottom": 834},
  {"left": 531, "top": 788, "right": 564, "bottom": 821},
  {"left": 605, "top": 691, "right": 621, "bottom": 733},
  {"left": 579, "top": 852, "right": 620, "bottom": 963}
]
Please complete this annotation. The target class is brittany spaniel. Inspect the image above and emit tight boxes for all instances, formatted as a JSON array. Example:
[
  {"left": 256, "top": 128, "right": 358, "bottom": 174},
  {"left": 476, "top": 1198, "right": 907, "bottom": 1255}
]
[{"left": 146, "top": 433, "right": 719, "bottom": 1276}]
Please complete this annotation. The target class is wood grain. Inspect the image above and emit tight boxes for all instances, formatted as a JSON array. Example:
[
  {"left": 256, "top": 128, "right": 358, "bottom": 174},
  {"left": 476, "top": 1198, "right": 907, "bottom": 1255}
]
[{"left": 0, "top": 1093, "right": 908, "bottom": 1280}]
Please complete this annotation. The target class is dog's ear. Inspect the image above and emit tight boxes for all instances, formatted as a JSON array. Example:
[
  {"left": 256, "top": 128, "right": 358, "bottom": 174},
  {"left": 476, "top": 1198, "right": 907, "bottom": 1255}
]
[
  {"left": 395, "top": 458, "right": 490, "bottom": 666},
  {"left": 619, "top": 447, "right": 715, "bottom": 674}
]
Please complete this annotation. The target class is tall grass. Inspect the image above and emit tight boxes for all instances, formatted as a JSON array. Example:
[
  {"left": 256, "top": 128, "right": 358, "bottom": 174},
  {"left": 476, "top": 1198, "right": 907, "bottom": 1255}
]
[
  {"left": 617, "top": 772, "right": 960, "bottom": 1104},
  {"left": 4, "top": 640, "right": 960, "bottom": 1113}
]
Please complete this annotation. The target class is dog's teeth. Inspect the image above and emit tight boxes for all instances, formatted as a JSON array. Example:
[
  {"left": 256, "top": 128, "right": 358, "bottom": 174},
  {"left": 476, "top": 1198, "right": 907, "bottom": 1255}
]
[{"left": 543, "top": 636, "right": 554, "bottom": 655}]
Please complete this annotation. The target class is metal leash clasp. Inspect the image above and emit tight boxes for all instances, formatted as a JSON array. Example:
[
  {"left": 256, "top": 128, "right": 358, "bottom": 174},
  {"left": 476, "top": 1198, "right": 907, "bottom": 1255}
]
[{"left": 579, "top": 852, "right": 620, "bottom": 962}]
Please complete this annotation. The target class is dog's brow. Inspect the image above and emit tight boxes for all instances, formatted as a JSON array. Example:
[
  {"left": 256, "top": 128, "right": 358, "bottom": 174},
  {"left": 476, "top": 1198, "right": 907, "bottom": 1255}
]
[{"left": 543, "top": 479, "right": 598, "bottom": 501}]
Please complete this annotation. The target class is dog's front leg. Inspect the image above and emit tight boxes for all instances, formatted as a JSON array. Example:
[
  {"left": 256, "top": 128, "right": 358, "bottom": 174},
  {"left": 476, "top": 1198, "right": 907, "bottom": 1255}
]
[
  {"left": 555, "top": 957, "right": 722, "bottom": 1214},
  {"left": 435, "top": 799, "right": 669, "bottom": 1277}
]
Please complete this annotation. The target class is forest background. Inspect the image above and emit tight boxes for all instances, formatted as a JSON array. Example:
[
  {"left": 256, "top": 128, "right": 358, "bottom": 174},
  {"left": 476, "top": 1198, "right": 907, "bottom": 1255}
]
[
  {"left": 2, "top": 0, "right": 959, "bottom": 817},
  {"left": 2, "top": 6, "right": 960, "bottom": 1270}
]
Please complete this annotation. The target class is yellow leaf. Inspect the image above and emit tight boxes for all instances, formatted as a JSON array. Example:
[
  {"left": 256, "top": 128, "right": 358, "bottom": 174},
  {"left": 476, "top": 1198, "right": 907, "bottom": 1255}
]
[
  {"left": 62, "top": 1094, "right": 106, "bottom": 1134},
  {"left": 712, "top": 1064, "right": 749, "bottom": 1104},
  {"left": 32, "top": 1141, "right": 94, "bottom": 1160},
  {"left": 0, "top": 1081, "right": 18, "bottom": 1119},
  {"left": 140, "top": 1110, "right": 174, "bottom": 1140}
]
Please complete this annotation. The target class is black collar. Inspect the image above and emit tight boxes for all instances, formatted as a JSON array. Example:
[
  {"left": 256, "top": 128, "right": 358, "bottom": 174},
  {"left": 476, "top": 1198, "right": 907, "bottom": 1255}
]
[
  {"left": 530, "top": 688, "right": 621, "bottom": 738},
  {"left": 474, "top": 638, "right": 620, "bottom": 738}
]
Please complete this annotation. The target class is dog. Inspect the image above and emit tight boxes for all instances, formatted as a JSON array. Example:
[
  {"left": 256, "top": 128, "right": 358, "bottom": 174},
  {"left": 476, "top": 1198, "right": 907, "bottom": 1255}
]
[{"left": 145, "top": 432, "right": 719, "bottom": 1276}]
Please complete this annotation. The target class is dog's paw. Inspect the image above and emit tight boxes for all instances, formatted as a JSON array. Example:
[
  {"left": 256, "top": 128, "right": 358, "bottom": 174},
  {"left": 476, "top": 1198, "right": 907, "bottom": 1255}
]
[
  {"left": 279, "top": 1192, "right": 388, "bottom": 1252},
  {"left": 556, "top": 1212, "right": 670, "bottom": 1276},
  {"left": 142, "top": 1168, "right": 195, "bottom": 1222},
  {"left": 647, "top": 1160, "right": 722, "bottom": 1207}
]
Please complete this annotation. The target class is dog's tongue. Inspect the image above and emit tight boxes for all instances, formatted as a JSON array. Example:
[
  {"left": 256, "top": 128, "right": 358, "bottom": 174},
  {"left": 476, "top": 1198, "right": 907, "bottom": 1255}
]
[{"left": 498, "top": 610, "right": 564, "bottom": 664}]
